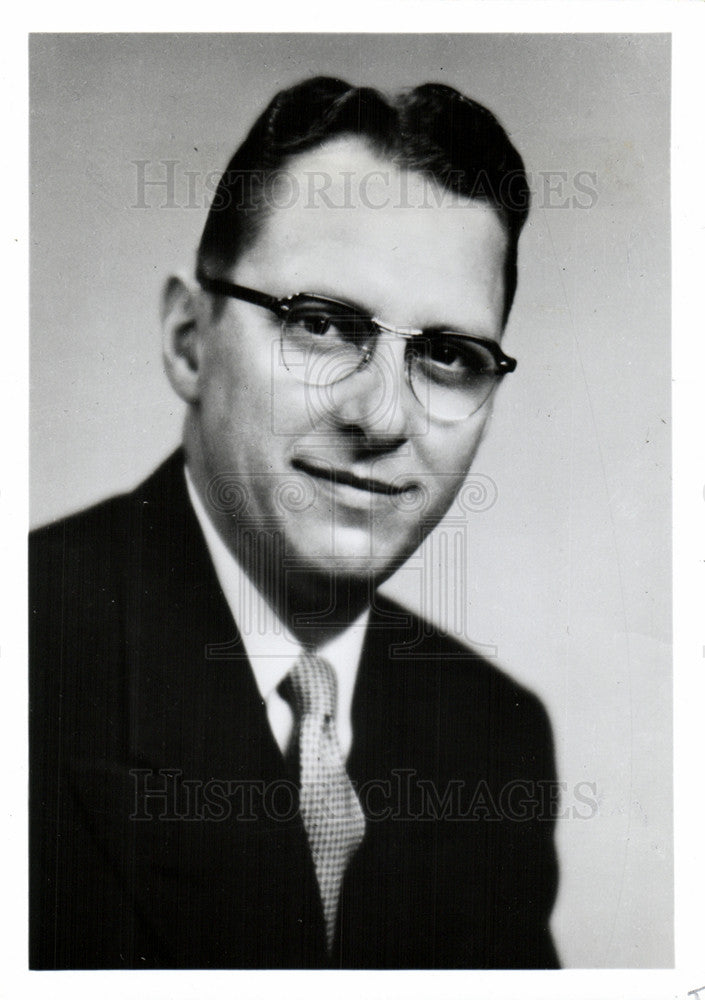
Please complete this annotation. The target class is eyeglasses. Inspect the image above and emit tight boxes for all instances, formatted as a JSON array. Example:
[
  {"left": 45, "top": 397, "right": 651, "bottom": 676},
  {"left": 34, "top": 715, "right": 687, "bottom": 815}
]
[{"left": 196, "top": 269, "right": 517, "bottom": 422}]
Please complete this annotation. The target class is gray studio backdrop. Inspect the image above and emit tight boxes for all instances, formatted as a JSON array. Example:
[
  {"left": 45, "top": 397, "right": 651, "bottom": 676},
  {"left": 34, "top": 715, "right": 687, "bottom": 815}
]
[{"left": 30, "top": 34, "right": 672, "bottom": 968}]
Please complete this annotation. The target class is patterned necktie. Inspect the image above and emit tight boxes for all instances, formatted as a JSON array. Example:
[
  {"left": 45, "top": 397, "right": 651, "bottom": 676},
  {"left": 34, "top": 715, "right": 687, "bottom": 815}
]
[{"left": 280, "top": 650, "right": 366, "bottom": 952}]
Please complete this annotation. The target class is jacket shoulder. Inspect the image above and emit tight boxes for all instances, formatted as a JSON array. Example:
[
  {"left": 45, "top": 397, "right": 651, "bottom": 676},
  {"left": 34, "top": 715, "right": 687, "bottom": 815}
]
[
  {"left": 30, "top": 450, "right": 184, "bottom": 564},
  {"left": 369, "top": 594, "right": 555, "bottom": 764},
  {"left": 373, "top": 594, "right": 549, "bottom": 701}
]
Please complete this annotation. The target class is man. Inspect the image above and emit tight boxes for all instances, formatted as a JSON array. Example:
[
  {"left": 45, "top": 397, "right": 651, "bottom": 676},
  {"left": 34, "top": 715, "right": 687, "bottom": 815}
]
[{"left": 30, "top": 77, "right": 559, "bottom": 969}]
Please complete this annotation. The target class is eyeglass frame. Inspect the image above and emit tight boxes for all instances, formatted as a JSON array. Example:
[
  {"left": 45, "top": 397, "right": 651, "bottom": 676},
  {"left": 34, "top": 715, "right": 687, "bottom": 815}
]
[{"left": 195, "top": 268, "right": 517, "bottom": 418}]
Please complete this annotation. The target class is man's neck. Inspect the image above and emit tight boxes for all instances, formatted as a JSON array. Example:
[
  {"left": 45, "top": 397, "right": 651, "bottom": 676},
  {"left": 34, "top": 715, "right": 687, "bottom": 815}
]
[{"left": 183, "top": 441, "right": 374, "bottom": 648}]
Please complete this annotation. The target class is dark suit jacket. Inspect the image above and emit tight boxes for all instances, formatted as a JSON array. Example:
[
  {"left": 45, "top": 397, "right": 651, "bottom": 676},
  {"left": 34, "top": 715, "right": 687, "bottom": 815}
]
[{"left": 30, "top": 450, "right": 560, "bottom": 969}]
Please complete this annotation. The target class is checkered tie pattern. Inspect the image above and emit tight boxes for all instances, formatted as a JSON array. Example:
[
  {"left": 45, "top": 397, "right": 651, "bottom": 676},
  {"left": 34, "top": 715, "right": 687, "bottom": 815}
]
[{"left": 281, "top": 650, "right": 366, "bottom": 952}]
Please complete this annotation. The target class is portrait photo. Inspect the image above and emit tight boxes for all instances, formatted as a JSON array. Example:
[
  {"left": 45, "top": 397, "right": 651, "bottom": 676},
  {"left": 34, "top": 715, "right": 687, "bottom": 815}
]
[{"left": 25, "top": 28, "right": 675, "bottom": 987}]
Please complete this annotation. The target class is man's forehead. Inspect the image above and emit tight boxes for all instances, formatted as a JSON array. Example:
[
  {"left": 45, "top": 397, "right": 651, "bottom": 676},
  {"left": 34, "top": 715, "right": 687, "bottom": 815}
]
[
  {"left": 235, "top": 136, "right": 507, "bottom": 314},
  {"left": 267, "top": 135, "right": 475, "bottom": 214}
]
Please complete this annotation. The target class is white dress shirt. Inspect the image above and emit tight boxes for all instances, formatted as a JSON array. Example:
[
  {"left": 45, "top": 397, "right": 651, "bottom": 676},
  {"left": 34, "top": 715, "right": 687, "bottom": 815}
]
[{"left": 185, "top": 466, "right": 368, "bottom": 759}]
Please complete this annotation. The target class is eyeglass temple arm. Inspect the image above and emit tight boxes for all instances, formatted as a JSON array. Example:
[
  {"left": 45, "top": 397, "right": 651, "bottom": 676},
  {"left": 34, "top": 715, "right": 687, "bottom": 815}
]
[{"left": 196, "top": 270, "right": 285, "bottom": 317}]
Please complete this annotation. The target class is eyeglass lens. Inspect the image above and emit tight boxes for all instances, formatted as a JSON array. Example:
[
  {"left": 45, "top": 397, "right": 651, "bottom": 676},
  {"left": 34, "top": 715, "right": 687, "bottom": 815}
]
[{"left": 278, "top": 298, "right": 501, "bottom": 421}]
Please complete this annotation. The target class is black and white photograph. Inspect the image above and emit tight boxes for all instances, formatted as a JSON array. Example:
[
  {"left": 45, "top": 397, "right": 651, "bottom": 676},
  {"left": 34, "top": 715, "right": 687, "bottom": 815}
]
[{"left": 8, "top": 17, "right": 702, "bottom": 997}]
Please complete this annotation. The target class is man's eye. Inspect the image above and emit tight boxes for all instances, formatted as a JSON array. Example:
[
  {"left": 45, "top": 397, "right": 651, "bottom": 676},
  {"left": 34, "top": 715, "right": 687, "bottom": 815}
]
[
  {"left": 427, "top": 337, "right": 491, "bottom": 374},
  {"left": 288, "top": 306, "right": 334, "bottom": 337},
  {"left": 286, "top": 303, "right": 369, "bottom": 343}
]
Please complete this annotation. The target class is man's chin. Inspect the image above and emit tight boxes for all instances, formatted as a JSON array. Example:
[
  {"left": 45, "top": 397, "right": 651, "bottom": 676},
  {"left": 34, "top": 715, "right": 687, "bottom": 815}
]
[{"left": 284, "top": 536, "right": 415, "bottom": 585}]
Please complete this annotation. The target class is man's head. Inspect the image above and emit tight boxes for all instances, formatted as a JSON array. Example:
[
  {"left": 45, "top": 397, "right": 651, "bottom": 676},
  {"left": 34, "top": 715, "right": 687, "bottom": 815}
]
[{"left": 162, "top": 77, "right": 529, "bottom": 604}]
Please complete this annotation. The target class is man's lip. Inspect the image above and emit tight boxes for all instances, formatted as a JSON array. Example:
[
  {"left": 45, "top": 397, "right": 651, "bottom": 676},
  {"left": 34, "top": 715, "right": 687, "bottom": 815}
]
[{"left": 291, "top": 458, "right": 414, "bottom": 496}]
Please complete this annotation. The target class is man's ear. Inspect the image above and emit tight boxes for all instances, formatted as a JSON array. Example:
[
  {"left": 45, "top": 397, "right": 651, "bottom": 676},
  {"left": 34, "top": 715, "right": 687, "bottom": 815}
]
[{"left": 161, "top": 273, "right": 207, "bottom": 404}]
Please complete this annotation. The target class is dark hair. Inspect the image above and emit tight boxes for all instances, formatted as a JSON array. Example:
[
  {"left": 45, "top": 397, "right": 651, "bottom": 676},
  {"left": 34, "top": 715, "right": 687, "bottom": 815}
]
[{"left": 197, "top": 77, "right": 530, "bottom": 326}]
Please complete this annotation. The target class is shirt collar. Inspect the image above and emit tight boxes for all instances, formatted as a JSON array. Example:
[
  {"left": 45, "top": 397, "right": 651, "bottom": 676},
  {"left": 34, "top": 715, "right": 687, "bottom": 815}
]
[{"left": 184, "top": 464, "right": 369, "bottom": 703}]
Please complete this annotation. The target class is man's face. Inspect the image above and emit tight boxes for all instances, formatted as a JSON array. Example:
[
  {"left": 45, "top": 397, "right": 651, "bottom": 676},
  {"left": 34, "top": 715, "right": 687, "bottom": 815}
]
[{"left": 189, "top": 137, "right": 508, "bottom": 583}]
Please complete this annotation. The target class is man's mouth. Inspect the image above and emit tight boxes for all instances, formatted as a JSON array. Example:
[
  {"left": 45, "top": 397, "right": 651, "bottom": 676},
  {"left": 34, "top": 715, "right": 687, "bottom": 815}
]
[{"left": 291, "top": 458, "right": 414, "bottom": 496}]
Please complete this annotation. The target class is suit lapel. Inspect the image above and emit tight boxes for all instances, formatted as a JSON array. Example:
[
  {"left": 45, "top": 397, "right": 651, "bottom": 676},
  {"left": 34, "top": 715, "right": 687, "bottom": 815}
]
[
  {"left": 123, "top": 451, "right": 282, "bottom": 776},
  {"left": 116, "top": 452, "right": 329, "bottom": 965}
]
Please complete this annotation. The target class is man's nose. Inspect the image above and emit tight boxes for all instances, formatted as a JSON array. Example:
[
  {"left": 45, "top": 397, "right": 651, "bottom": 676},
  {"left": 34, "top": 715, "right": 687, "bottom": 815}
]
[{"left": 317, "top": 337, "right": 419, "bottom": 443}]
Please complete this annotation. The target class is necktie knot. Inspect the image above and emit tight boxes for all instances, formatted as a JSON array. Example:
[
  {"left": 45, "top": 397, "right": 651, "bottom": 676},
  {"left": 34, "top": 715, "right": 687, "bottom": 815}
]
[{"left": 285, "top": 650, "right": 337, "bottom": 721}]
